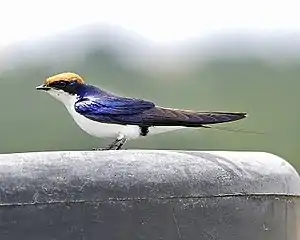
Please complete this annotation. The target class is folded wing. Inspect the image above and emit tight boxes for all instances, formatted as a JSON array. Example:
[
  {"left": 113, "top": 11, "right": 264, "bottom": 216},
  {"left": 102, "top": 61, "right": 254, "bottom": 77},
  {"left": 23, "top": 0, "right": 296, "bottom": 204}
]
[
  {"left": 75, "top": 95, "right": 155, "bottom": 115},
  {"left": 75, "top": 96, "right": 246, "bottom": 126},
  {"left": 133, "top": 107, "right": 247, "bottom": 127}
]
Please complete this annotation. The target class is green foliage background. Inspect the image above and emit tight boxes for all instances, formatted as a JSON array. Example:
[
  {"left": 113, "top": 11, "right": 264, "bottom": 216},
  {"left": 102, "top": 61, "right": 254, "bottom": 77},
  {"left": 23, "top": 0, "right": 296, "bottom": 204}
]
[{"left": 1, "top": 32, "right": 299, "bottom": 171}]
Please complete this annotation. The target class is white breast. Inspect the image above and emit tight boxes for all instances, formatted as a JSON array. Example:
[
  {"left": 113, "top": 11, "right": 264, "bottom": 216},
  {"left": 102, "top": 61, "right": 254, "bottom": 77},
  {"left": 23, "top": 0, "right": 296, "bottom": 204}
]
[
  {"left": 66, "top": 106, "right": 183, "bottom": 139},
  {"left": 65, "top": 102, "right": 142, "bottom": 139},
  {"left": 47, "top": 89, "right": 184, "bottom": 140}
]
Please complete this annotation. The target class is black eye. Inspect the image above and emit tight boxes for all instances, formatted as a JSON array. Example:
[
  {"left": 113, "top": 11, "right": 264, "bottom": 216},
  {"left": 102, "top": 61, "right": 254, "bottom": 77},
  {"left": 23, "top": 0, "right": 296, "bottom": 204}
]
[
  {"left": 53, "top": 81, "right": 67, "bottom": 88},
  {"left": 59, "top": 81, "right": 67, "bottom": 86}
]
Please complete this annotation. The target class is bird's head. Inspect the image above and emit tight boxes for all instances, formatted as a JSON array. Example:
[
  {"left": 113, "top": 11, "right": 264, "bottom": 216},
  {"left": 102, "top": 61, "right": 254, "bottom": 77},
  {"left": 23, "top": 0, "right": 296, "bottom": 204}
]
[{"left": 36, "top": 72, "right": 85, "bottom": 103}]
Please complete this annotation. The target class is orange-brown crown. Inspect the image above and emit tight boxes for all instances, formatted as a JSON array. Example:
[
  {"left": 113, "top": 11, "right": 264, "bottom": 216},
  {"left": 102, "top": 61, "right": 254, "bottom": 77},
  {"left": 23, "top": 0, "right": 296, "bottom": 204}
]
[{"left": 45, "top": 72, "right": 84, "bottom": 86}]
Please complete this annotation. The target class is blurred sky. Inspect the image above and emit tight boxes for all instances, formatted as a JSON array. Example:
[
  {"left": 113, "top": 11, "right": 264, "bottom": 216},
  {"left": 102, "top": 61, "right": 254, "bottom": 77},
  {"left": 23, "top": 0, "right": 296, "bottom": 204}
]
[{"left": 0, "top": 0, "right": 299, "bottom": 47}]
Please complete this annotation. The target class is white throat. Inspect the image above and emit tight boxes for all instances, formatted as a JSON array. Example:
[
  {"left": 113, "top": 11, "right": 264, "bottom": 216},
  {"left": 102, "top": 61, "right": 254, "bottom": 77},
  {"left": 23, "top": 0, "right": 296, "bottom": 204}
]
[
  {"left": 45, "top": 88, "right": 132, "bottom": 139},
  {"left": 47, "top": 88, "right": 78, "bottom": 107},
  {"left": 45, "top": 88, "right": 183, "bottom": 140}
]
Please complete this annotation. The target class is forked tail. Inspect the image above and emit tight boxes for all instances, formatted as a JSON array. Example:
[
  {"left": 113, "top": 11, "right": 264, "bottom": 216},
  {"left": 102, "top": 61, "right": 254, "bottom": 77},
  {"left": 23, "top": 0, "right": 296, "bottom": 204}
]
[{"left": 141, "top": 107, "right": 247, "bottom": 127}]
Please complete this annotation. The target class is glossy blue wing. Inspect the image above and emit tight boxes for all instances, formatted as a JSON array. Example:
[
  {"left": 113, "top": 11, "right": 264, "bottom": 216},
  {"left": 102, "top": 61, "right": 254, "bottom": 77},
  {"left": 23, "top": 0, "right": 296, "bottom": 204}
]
[{"left": 74, "top": 96, "right": 155, "bottom": 116}]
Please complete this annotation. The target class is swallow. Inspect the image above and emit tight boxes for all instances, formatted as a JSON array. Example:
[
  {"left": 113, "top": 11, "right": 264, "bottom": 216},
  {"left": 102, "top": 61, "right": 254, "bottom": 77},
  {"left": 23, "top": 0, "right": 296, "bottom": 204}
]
[{"left": 36, "top": 72, "right": 247, "bottom": 150}]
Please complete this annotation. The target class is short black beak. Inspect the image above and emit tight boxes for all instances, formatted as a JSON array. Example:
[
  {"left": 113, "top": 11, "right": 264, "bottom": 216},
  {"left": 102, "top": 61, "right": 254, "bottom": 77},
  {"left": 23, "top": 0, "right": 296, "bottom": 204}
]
[{"left": 36, "top": 84, "right": 51, "bottom": 91}]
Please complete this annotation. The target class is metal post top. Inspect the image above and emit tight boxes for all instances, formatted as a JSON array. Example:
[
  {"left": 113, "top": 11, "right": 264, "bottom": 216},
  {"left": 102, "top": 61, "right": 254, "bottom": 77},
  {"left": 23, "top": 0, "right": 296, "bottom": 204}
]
[{"left": 0, "top": 150, "right": 299, "bottom": 204}]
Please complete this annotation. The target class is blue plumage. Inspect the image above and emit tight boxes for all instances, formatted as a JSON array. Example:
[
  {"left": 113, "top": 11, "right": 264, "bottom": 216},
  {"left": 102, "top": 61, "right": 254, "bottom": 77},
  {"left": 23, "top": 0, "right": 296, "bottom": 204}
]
[
  {"left": 37, "top": 72, "right": 247, "bottom": 150},
  {"left": 73, "top": 84, "right": 246, "bottom": 127},
  {"left": 75, "top": 85, "right": 155, "bottom": 116}
]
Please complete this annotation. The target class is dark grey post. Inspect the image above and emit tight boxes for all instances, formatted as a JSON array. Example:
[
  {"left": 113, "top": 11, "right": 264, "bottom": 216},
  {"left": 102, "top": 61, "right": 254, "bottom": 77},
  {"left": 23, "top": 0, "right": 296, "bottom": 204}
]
[{"left": 0, "top": 150, "right": 299, "bottom": 240}]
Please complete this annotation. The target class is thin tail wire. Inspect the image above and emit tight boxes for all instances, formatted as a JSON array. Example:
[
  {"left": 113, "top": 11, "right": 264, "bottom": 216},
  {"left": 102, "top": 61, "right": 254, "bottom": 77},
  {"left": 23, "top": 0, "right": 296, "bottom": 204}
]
[{"left": 201, "top": 125, "right": 265, "bottom": 135}]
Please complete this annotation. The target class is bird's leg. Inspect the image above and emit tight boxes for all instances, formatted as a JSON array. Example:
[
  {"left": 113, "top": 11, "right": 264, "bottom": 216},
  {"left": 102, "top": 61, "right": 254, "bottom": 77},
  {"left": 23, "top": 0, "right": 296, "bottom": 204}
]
[
  {"left": 108, "top": 135, "right": 127, "bottom": 150},
  {"left": 93, "top": 134, "right": 127, "bottom": 151}
]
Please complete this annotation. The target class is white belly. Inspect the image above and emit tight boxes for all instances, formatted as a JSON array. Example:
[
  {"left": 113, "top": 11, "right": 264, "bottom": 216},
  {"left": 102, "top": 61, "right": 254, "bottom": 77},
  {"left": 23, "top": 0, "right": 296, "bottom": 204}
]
[
  {"left": 66, "top": 104, "right": 184, "bottom": 139},
  {"left": 47, "top": 90, "right": 184, "bottom": 140},
  {"left": 66, "top": 104, "right": 130, "bottom": 138}
]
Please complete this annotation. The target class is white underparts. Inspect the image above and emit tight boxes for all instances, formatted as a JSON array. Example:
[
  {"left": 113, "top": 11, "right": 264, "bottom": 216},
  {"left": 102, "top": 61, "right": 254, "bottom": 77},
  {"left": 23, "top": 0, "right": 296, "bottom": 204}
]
[{"left": 46, "top": 89, "right": 184, "bottom": 140}]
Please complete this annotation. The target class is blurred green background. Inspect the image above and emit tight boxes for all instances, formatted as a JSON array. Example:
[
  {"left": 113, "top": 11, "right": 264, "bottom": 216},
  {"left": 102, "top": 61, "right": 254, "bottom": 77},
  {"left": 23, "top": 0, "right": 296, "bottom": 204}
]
[{"left": 0, "top": 27, "right": 299, "bottom": 171}]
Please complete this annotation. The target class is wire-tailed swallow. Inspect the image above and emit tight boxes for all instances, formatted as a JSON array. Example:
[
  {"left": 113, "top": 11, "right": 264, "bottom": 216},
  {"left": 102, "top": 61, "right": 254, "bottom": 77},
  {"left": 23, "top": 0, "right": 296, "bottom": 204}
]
[{"left": 36, "top": 72, "right": 247, "bottom": 150}]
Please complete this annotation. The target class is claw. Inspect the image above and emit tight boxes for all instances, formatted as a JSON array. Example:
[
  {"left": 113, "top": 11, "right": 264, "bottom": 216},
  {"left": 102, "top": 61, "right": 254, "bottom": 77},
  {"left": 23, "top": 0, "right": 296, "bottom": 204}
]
[
  {"left": 92, "top": 148, "right": 109, "bottom": 151},
  {"left": 93, "top": 135, "right": 128, "bottom": 151}
]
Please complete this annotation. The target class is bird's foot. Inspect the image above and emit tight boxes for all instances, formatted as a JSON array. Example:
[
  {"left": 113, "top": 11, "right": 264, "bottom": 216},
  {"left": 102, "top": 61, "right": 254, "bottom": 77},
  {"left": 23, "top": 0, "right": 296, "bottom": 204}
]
[
  {"left": 93, "top": 135, "right": 127, "bottom": 151},
  {"left": 92, "top": 147, "right": 109, "bottom": 151}
]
